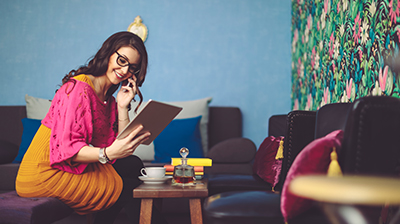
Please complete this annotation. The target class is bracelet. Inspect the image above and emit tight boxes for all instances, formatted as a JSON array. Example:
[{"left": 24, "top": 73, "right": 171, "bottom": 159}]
[
  {"left": 118, "top": 117, "right": 129, "bottom": 122},
  {"left": 104, "top": 147, "right": 111, "bottom": 162}
]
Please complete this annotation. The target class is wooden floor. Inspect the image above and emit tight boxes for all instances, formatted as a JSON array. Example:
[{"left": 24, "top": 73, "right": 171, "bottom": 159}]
[
  {"left": 53, "top": 211, "right": 191, "bottom": 224},
  {"left": 54, "top": 185, "right": 200, "bottom": 224}
]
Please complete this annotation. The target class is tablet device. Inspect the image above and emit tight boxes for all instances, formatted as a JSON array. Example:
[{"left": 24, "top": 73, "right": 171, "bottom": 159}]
[{"left": 116, "top": 100, "right": 182, "bottom": 145}]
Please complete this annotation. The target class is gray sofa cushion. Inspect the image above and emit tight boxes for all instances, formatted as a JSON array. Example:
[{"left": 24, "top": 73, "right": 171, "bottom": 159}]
[{"left": 0, "top": 191, "right": 73, "bottom": 224}]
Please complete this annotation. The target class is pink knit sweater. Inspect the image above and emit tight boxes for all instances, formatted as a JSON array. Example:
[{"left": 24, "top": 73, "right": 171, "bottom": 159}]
[{"left": 42, "top": 75, "right": 118, "bottom": 174}]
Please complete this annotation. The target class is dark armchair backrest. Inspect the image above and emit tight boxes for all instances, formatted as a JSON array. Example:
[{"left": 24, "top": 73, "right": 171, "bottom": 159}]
[
  {"left": 275, "top": 110, "right": 316, "bottom": 192},
  {"left": 314, "top": 103, "right": 352, "bottom": 139},
  {"left": 340, "top": 96, "right": 400, "bottom": 176},
  {"left": 268, "top": 114, "right": 287, "bottom": 137}
]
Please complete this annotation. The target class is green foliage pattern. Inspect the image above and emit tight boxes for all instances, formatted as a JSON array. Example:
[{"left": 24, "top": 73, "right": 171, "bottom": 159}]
[{"left": 291, "top": 0, "right": 400, "bottom": 110}]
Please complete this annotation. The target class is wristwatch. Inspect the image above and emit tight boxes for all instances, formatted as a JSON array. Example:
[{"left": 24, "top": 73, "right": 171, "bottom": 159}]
[{"left": 99, "top": 147, "right": 108, "bottom": 164}]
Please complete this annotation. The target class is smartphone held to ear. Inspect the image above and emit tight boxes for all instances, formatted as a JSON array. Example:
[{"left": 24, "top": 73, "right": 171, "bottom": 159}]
[{"left": 124, "top": 81, "right": 132, "bottom": 92}]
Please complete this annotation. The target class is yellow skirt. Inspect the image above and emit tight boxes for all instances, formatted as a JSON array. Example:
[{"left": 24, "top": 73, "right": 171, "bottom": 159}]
[{"left": 16, "top": 125, "right": 123, "bottom": 215}]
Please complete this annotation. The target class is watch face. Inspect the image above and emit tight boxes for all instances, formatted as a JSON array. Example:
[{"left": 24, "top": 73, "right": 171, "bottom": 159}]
[
  {"left": 99, "top": 149, "right": 107, "bottom": 164},
  {"left": 99, "top": 156, "right": 107, "bottom": 164}
]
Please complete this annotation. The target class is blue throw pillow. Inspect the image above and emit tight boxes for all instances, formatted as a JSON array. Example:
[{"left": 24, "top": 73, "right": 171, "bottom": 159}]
[
  {"left": 13, "top": 118, "right": 42, "bottom": 163},
  {"left": 153, "top": 116, "right": 203, "bottom": 163}
]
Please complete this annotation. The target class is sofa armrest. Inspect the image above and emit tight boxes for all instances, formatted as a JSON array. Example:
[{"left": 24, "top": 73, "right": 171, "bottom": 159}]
[{"left": 0, "top": 163, "right": 19, "bottom": 193}]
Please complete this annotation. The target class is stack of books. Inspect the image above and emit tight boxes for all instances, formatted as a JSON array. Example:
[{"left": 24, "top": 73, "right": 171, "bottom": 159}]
[{"left": 165, "top": 158, "right": 212, "bottom": 179}]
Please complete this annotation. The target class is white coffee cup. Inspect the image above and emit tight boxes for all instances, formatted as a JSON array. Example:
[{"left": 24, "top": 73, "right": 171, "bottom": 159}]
[{"left": 140, "top": 167, "right": 166, "bottom": 178}]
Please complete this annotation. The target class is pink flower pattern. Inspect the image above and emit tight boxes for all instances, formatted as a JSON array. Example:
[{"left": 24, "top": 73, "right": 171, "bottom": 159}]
[
  {"left": 379, "top": 66, "right": 389, "bottom": 92},
  {"left": 311, "top": 47, "right": 316, "bottom": 68},
  {"left": 324, "top": 0, "right": 329, "bottom": 13},
  {"left": 346, "top": 78, "right": 353, "bottom": 100},
  {"left": 353, "top": 13, "right": 362, "bottom": 43},
  {"left": 329, "top": 33, "right": 335, "bottom": 58},
  {"left": 323, "top": 87, "right": 329, "bottom": 104},
  {"left": 389, "top": 0, "right": 400, "bottom": 24}
]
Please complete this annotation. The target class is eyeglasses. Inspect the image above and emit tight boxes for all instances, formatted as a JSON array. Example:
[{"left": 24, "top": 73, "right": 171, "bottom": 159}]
[{"left": 115, "top": 51, "right": 140, "bottom": 75}]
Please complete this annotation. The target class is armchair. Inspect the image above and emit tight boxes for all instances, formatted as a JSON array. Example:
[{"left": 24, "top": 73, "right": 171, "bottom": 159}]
[
  {"left": 203, "top": 96, "right": 400, "bottom": 224},
  {"left": 203, "top": 110, "right": 318, "bottom": 224},
  {"left": 339, "top": 96, "right": 400, "bottom": 176},
  {"left": 291, "top": 96, "right": 400, "bottom": 224}
]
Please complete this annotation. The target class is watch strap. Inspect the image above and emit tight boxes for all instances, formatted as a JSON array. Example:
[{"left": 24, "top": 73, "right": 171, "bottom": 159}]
[
  {"left": 104, "top": 147, "right": 111, "bottom": 162},
  {"left": 99, "top": 147, "right": 107, "bottom": 164}
]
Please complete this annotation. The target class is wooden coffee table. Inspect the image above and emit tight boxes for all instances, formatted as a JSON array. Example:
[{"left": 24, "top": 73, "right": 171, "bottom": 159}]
[{"left": 133, "top": 178, "right": 208, "bottom": 224}]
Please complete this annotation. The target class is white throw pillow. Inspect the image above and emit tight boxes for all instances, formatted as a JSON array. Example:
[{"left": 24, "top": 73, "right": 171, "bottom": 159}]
[
  {"left": 25, "top": 94, "right": 52, "bottom": 120},
  {"left": 129, "top": 97, "right": 212, "bottom": 156}
]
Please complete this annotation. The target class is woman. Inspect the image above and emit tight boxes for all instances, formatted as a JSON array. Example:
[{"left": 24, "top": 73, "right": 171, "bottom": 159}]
[{"left": 16, "top": 32, "right": 159, "bottom": 223}]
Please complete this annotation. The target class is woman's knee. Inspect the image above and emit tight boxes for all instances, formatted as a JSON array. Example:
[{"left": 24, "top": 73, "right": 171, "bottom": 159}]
[{"left": 113, "top": 155, "right": 144, "bottom": 178}]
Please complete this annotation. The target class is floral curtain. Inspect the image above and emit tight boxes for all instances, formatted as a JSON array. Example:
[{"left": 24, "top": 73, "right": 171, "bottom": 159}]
[{"left": 291, "top": 0, "right": 400, "bottom": 110}]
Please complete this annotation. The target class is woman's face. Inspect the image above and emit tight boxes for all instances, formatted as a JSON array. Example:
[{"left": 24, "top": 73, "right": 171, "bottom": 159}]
[{"left": 106, "top": 46, "right": 141, "bottom": 85}]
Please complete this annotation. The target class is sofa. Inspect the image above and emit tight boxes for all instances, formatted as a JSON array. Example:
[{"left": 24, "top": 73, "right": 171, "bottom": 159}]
[
  {"left": 0, "top": 104, "right": 254, "bottom": 223},
  {"left": 8, "top": 95, "right": 399, "bottom": 223}
]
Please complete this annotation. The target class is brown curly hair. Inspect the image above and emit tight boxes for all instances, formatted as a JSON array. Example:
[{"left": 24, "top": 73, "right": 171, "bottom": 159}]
[{"left": 61, "top": 31, "right": 148, "bottom": 112}]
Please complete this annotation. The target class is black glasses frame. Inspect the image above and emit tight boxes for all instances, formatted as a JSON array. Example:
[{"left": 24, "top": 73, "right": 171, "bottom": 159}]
[{"left": 115, "top": 51, "right": 140, "bottom": 75}]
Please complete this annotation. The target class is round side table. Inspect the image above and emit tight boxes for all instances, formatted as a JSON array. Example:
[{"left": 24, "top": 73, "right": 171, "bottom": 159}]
[{"left": 289, "top": 175, "right": 400, "bottom": 224}]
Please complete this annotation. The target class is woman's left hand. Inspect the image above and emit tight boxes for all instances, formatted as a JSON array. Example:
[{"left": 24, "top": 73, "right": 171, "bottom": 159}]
[{"left": 117, "top": 77, "right": 137, "bottom": 110}]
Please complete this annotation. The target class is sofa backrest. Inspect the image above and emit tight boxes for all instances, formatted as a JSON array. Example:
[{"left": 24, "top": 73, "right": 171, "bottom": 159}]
[
  {"left": 0, "top": 105, "right": 242, "bottom": 150},
  {"left": 208, "top": 107, "right": 242, "bottom": 149}
]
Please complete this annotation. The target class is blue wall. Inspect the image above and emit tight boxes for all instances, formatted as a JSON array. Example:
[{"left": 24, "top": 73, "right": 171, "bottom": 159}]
[{"left": 0, "top": 0, "right": 291, "bottom": 147}]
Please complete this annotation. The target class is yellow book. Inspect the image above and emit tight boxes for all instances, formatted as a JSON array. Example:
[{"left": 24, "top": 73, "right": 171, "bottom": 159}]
[
  {"left": 165, "top": 171, "right": 204, "bottom": 176},
  {"left": 171, "top": 158, "right": 212, "bottom": 166}
]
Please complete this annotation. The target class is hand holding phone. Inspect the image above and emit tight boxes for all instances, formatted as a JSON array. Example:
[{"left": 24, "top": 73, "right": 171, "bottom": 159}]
[
  {"left": 122, "top": 79, "right": 137, "bottom": 102},
  {"left": 124, "top": 81, "right": 132, "bottom": 92},
  {"left": 123, "top": 78, "right": 135, "bottom": 93}
]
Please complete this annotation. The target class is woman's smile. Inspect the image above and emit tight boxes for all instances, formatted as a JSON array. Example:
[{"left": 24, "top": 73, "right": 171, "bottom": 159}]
[{"left": 114, "top": 70, "right": 124, "bottom": 79}]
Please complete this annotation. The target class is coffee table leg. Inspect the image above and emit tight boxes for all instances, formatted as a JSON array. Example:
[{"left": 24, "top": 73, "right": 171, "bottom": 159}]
[
  {"left": 140, "top": 199, "right": 153, "bottom": 224},
  {"left": 189, "top": 198, "right": 203, "bottom": 224}
]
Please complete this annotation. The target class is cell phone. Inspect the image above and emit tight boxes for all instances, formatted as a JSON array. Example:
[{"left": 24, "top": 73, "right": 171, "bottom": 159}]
[{"left": 124, "top": 80, "right": 133, "bottom": 92}]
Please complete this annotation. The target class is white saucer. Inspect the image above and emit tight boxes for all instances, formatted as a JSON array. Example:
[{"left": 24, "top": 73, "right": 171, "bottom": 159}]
[{"left": 139, "top": 176, "right": 172, "bottom": 184}]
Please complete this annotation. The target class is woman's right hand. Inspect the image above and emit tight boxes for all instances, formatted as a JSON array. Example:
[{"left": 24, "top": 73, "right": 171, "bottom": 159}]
[
  {"left": 106, "top": 125, "right": 150, "bottom": 160},
  {"left": 117, "top": 77, "right": 137, "bottom": 111}
]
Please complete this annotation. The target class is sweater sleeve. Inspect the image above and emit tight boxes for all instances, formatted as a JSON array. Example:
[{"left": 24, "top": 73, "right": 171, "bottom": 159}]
[{"left": 43, "top": 81, "right": 94, "bottom": 174}]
